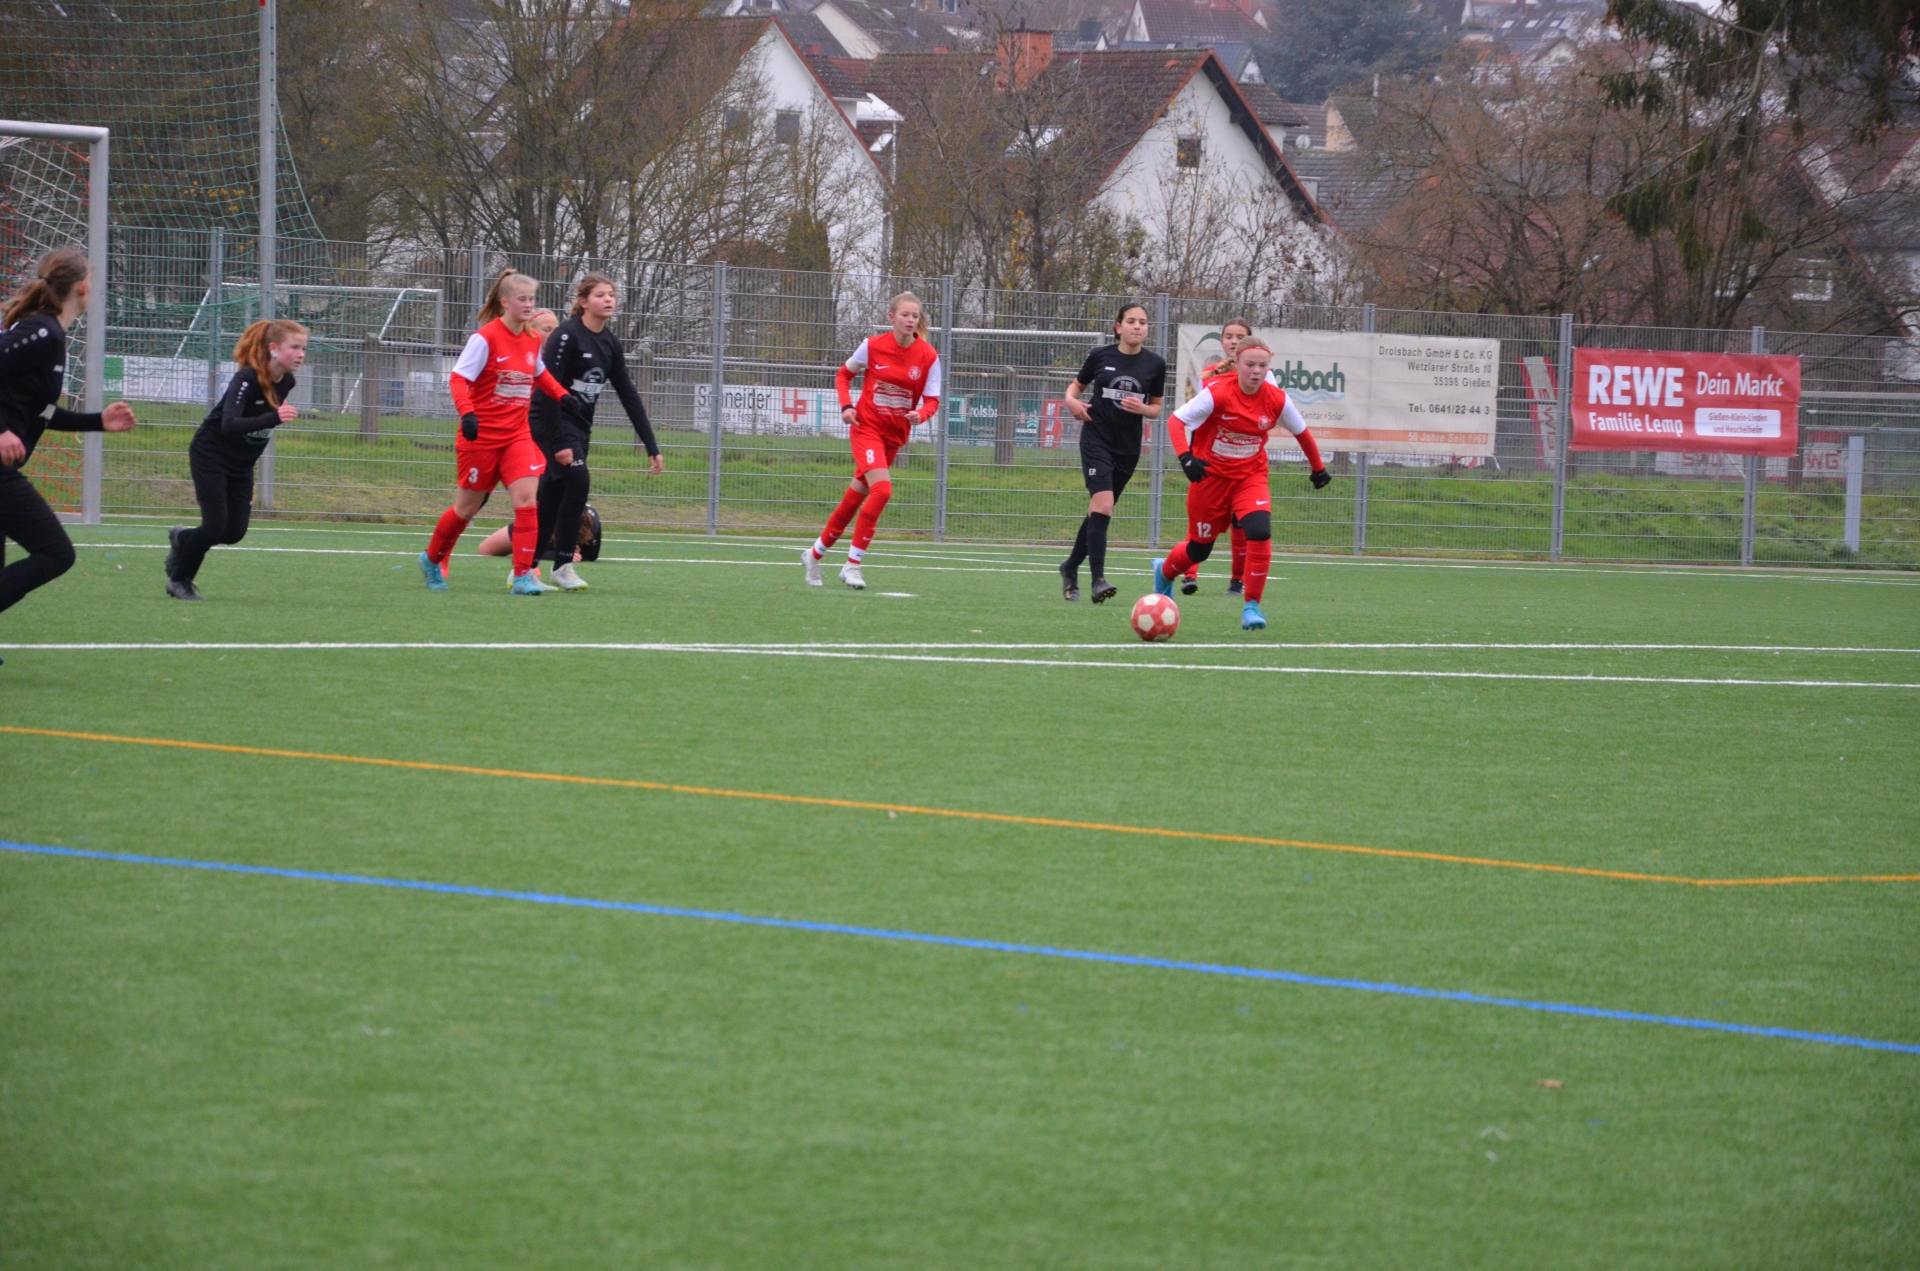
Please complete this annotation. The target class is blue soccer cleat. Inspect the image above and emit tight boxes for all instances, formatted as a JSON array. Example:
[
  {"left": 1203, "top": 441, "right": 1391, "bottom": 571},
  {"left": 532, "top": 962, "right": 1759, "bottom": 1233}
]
[
  {"left": 1150, "top": 557, "right": 1175, "bottom": 598},
  {"left": 511, "top": 571, "right": 545, "bottom": 596},
  {"left": 1241, "top": 601, "right": 1267, "bottom": 631},
  {"left": 418, "top": 551, "right": 448, "bottom": 590}
]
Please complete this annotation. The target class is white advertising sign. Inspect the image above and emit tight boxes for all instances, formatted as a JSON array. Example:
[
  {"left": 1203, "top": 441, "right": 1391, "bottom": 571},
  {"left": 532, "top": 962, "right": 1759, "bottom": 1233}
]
[
  {"left": 694, "top": 385, "right": 934, "bottom": 441},
  {"left": 1176, "top": 325, "right": 1500, "bottom": 457}
]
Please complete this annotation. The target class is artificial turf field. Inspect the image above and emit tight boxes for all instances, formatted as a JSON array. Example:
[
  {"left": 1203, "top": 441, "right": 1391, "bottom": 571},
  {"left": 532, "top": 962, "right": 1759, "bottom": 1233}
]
[{"left": 2, "top": 522, "right": 1916, "bottom": 1269}]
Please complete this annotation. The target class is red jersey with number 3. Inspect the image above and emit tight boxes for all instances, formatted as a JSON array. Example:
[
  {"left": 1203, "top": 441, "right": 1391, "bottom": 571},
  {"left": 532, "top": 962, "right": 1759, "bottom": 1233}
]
[
  {"left": 840, "top": 334, "right": 942, "bottom": 441},
  {"left": 450, "top": 318, "right": 555, "bottom": 442},
  {"left": 1176, "top": 374, "right": 1299, "bottom": 480}
]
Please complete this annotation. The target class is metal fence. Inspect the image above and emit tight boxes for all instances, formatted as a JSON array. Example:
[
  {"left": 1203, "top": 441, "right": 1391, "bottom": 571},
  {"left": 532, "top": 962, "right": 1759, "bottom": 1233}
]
[{"left": 47, "top": 228, "right": 1920, "bottom": 568}]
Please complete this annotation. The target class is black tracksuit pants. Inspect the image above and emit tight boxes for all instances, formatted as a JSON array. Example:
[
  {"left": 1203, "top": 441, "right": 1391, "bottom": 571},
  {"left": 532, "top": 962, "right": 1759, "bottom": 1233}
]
[
  {"left": 535, "top": 429, "right": 592, "bottom": 564},
  {"left": 172, "top": 459, "right": 254, "bottom": 582},
  {"left": 0, "top": 466, "right": 76, "bottom": 615}
]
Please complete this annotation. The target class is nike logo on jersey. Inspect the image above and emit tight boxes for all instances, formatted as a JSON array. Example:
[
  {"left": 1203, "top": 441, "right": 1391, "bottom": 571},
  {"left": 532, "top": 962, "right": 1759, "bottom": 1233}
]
[{"left": 495, "top": 355, "right": 509, "bottom": 362}]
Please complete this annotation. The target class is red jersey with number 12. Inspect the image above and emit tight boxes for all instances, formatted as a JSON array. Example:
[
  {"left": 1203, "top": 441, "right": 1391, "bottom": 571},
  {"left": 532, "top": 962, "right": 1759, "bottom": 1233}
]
[
  {"left": 1175, "top": 374, "right": 1296, "bottom": 479},
  {"left": 840, "top": 333, "right": 942, "bottom": 441}
]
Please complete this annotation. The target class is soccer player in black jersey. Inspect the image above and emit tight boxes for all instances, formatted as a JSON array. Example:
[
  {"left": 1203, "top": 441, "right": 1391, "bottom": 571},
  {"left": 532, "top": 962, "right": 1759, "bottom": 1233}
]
[
  {"left": 164, "top": 319, "right": 308, "bottom": 600},
  {"left": 527, "top": 273, "right": 662, "bottom": 591},
  {"left": 1059, "top": 303, "right": 1165, "bottom": 603},
  {"left": 0, "top": 249, "right": 138, "bottom": 648}
]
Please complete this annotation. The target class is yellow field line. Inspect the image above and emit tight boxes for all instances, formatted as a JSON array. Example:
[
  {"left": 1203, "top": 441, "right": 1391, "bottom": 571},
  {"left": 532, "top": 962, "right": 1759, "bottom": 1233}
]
[{"left": 6, "top": 724, "right": 1913, "bottom": 889}]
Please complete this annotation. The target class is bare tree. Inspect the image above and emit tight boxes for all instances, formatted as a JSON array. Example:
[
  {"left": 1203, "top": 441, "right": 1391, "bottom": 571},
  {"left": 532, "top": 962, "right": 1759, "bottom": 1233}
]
[{"left": 1347, "top": 48, "right": 1913, "bottom": 330}]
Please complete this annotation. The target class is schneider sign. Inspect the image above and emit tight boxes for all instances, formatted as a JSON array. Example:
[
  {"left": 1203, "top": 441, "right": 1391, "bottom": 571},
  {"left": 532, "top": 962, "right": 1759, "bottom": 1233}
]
[{"left": 1176, "top": 326, "right": 1499, "bottom": 457}]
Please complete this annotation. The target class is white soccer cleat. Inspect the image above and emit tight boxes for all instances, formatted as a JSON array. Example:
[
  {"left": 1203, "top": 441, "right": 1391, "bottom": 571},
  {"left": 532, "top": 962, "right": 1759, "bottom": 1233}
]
[
  {"left": 802, "top": 548, "right": 823, "bottom": 586},
  {"left": 552, "top": 562, "right": 588, "bottom": 591},
  {"left": 839, "top": 562, "right": 866, "bottom": 590}
]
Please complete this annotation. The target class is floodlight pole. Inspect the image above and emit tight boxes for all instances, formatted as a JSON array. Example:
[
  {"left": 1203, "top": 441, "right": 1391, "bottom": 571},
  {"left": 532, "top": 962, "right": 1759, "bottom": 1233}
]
[
  {"left": 259, "top": 0, "right": 277, "bottom": 321},
  {"left": 0, "top": 120, "right": 111, "bottom": 524}
]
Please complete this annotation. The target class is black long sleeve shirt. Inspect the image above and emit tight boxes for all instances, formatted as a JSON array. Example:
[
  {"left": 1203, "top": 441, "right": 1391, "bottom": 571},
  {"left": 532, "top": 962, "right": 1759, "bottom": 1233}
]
[
  {"left": 191, "top": 366, "right": 295, "bottom": 471},
  {"left": 530, "top": 317, "right": 659, "bottom": 456},
  {"left": 0, "top": 312, "right": 104, "bottom": 467}
]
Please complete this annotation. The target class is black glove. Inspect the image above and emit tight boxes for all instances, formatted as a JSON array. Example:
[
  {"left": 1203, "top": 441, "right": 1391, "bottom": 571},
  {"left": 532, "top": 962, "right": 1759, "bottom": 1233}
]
[
  {"left": 1310, "top": 467, "right": 1331, "bottom": 489},
  {"left": 460, "top": 412, "right": 479, "bottom": 442},
  {"left": 1178, "top": 451, "right": 1208, "bottom": 483},
  {"left": 562, "top": 392, "right": 591, "bottom": 419}
]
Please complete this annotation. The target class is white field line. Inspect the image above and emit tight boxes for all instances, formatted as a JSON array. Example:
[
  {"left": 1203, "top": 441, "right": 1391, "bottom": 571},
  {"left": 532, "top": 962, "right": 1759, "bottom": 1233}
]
[
  {"left": 72, "top": 543, "right": 1060, "bottom": 576},
  {"left": 78, "top": 524, "right": 1920, "bottom": 584},
  {"left": 4, "top": 642, "right": 1915, "bottom": 688}
]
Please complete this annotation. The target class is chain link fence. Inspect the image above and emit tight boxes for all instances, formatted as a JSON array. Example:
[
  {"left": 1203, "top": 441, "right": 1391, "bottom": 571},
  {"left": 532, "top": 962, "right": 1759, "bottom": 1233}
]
[{"left": 67, "top": 229, "right": 1920, "bottom": 568}]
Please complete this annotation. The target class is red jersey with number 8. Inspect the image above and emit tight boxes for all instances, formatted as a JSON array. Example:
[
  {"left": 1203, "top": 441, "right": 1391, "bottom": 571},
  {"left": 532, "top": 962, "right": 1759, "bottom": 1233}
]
[{"left": 839, "top": 334, "right": 943, "bottom": 442}]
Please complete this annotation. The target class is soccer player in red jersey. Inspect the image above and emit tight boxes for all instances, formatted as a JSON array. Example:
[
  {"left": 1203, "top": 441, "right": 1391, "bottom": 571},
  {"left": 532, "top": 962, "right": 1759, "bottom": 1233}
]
[
  {"left": 418, "top": 270, "right": 575, "bottom": 595},
  {"left": 1182, "top": 317, "right": 1254, "bottom": 597},
  {"left": 801, "top": 291, "right": 941, "bottom": 590},
  {"left": 1151, "top": 338, "right": 1331, "bottom": 630}
]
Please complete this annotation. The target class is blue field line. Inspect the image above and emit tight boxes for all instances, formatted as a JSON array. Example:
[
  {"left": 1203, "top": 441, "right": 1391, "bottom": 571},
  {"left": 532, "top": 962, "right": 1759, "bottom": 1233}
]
[{"left": 6, "top": 839, "right": 1916, "bottom": 1057}]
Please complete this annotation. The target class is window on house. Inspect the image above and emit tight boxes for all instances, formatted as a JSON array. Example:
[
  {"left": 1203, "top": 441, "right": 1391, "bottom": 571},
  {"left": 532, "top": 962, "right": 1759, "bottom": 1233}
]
[
  {"left": 1792, "top": 259, "right": 1835, "bottom": 302},
  {"left": 1715, "top": 262, "right": 1757, "bottom": 299},
  {"left": 724, "top": 107, "right": 751, "bottom": 138},
  {"left": 775, "top": 110, "right": 801, "bottom": 144},
  {"left": 1176, "top": 135, "right": 1202, "bottom": 169}
]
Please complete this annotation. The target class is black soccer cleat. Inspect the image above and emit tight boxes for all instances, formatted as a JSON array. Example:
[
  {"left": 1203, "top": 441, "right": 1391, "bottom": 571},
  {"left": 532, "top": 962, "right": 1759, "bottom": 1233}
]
[
  {"left": 1226, "top": 578, "right": 1244, "bottom": 596},
  {"left": 1059, "top": 563, "right": 1080, "bottom": 602},
  {"left": 1089, "top": 577, "right": 1118, "bottom": 604},
  {"left": 165, "top": 578, "right": 204, "bottom": 602},
  {"left": 1179, "top": 574, "right": 1199, "bottom": 596},
  {"left": 164, "top": 526, "right": 185, "bottom": 580}
]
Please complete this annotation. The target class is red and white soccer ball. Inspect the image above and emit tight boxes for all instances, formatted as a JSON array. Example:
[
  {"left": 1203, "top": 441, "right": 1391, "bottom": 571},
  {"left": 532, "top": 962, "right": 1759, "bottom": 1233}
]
[{"left": 1131, "top": 594, "right": 1180, "bottom": 642}]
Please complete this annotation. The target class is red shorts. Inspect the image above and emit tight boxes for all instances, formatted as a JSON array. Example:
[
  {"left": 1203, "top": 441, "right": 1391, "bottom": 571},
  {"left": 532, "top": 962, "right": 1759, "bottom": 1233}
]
[
  {"left": 456, "top": 432, "right": 546, "bottom": 492},
  {"left": 849, "top": 426, "right": 903, "bottom": 479},
  {"left": 1184, "top": 469, "right": 1271, "bottom": 543}
]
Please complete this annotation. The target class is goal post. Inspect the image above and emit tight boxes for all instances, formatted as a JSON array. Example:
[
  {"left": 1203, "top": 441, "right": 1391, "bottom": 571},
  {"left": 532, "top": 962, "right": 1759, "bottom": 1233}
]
[{"left": 0, "top": 119, "right": 108, "bottom": 523}]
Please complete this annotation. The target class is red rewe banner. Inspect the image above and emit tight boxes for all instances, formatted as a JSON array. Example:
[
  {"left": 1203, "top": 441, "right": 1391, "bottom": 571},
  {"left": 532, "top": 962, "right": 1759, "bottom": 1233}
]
[{"left": 1571, "top": 348, "right": 1800, "bottom": 456}]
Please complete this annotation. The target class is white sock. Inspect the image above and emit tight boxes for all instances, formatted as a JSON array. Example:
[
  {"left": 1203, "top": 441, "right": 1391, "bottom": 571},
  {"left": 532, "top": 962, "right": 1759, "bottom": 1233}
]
[
  {"left": 810, "top": 538, "right": 829, "bottom": 561},
  {"left": 847, "top": 545, "right": 865, "bottom": 564}
]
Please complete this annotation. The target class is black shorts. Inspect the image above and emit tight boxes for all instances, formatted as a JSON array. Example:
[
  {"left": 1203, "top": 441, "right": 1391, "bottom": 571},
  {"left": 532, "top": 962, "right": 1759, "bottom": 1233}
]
[{"left": 1079, "top": 429, "right": 1141, "bottom": 497}]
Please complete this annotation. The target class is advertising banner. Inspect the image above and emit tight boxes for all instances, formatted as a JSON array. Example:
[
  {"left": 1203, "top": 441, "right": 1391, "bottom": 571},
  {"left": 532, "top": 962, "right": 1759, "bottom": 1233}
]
[
  {"left": 695, "top": 384, "right": 933, "bottom": 441},
  {"left": 1176, "top": 325, "right": 1499, "bottom": 457},
  {"left": 1570, "top": 348, "right": 1799, "bottom": 455}
]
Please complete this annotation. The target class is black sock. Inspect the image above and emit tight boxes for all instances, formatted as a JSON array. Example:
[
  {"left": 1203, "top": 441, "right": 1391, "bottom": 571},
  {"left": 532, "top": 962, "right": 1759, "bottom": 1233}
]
[
  {"left": 1086, "top": 512, "right": 1112, "bottom": 579},
  {"left": 1064, "top": 516, "right": 1090, "bottom": 572}
]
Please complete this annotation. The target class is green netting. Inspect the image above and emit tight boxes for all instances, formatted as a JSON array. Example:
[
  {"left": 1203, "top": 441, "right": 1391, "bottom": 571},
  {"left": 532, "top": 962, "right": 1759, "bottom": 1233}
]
[{"left": 0, "top": 0, "right": 317, "bottom": 238}]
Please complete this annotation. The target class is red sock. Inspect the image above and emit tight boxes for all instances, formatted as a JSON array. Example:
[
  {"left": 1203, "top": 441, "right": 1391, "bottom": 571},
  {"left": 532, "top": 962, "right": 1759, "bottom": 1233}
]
[
  {"left": 1183, "top": 562, "right": 1199, "bottom": 581},
  {"left": 511, "top": 504, "right": 539, "bottom": 575},
  {"left": 814, "top": 484, "right": 867, "bottom": 556},
  {"left": 1162, "top": 541, "right": 1199, "bottom": 579},
  {"left": 851, "top": 481, "right": 892, "bottom": 552},
  {"left": 1230, "top": 528, "right": 1248, "bottom": 581},
  {"left": 1244, "top": 539, "right": 1272, "bottom": 602},
  {"left": 427, "top": 506, "right": 471, "bottom": 565}
]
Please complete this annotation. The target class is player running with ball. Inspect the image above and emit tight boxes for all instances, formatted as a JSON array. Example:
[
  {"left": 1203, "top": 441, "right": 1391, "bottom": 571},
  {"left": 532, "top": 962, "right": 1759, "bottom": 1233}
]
[
  {"left": 1150, "top": 338, "right": 1330, "bottom": 630},
  {"left": 801, "top": 291, "right": 940, "bottom": 590},
  {"left": 418, "top": 270, "right": 579, "bottom": 595}
]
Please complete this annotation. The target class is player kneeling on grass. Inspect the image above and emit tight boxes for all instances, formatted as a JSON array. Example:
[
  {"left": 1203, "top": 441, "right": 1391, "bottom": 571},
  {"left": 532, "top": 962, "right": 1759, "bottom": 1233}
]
[
  {"left": 164, "top": 318, "right": 308, "bottom": 600},
  {"left": 477, "top": 504, "right": 600, "bottom": 569},
  {"left": 1150, "top": 338, "right": 1330, "bottom": 631},
  {"left": 801, "top": 291, "right": 940, "bottom": 591}
]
